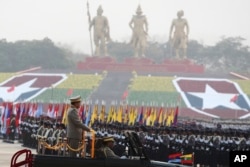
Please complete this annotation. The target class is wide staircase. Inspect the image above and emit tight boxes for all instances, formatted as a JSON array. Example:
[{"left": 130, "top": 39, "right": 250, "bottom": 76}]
[{"left": 89, "top": 72, "right": 132, "bottom": 106}]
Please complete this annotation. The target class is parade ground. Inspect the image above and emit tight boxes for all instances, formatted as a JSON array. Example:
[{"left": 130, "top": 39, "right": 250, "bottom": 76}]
[{"left": 0, "top": 140, "right": 36, "bottom": 167}]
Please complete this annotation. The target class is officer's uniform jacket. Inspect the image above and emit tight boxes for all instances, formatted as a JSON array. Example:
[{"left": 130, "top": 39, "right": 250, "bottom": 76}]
[
  {"left": 67, "top": 106, "right": 90, "bottom": 140},
  {"left": 101, "top": 146, "right": 120, "bottom": 159}
]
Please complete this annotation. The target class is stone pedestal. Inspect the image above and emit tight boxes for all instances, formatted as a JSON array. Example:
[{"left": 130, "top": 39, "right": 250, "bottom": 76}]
[{"left": 77, "top": 56, "right": 204, "bottom": 73}]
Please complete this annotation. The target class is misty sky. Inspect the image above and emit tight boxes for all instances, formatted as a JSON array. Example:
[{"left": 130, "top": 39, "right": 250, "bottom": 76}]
[{"left": 0, "top": 0, "right": 250, "bottom": 54}]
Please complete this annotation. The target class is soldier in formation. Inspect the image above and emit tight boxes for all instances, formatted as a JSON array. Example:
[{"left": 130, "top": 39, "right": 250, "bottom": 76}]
[{"left": 15, "top": 112, "right": 250, "bottom": 167}]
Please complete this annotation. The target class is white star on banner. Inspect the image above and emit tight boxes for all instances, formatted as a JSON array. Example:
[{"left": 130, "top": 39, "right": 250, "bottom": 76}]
[{"left": 189, "top": 84, "right": 242, "bottom": 110}]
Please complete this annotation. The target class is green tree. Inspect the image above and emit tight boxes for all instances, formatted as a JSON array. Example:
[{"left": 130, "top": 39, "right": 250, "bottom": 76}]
[{"left": 0, "top": 38, "right": 74, "bottom": 72}]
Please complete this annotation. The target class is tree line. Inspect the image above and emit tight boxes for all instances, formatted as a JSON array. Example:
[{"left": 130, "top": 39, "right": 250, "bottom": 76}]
[
  {"left": 108, "top": 36, "right": 250, "bottom": 73},
  {"left": 0, "top": 36, "right": 249, "bottom": 73},
  {"left": 0, "top": 38, "right": 74, "bottom": 72}
]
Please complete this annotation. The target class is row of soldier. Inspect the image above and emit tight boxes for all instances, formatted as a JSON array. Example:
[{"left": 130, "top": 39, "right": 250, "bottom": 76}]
[
  {"left": 4, "top": 116, "right": 248, "bottom": 166},
  {"left": 19, "top": 117, "right": 67, "bottom": 154},
  {"left": 92, "top": 122, "right": 249, "bottom": 166}
]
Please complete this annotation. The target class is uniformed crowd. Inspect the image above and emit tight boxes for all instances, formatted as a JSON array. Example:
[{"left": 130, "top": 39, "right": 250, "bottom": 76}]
[
  {"left": 92, "top": 121, "right": 250, "bottom": 167},
  {"left": 1, "top": 116, "right": 250, "bottom": 167},
  {"left": 18, "top": 117, "right": 67, "bottom": 152}
]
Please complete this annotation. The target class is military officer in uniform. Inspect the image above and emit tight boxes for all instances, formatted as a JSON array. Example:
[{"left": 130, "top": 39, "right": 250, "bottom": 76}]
[
  {"left": 100, "top": 136, "right": 120, "bottom": 158},
  {"left": 67, "top": 95, "right": 92, "bottom": 157}
]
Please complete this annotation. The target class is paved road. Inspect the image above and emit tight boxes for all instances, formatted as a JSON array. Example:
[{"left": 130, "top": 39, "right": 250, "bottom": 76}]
[{"left": 0, "top": 140, "right": 36, "bottom": 167}]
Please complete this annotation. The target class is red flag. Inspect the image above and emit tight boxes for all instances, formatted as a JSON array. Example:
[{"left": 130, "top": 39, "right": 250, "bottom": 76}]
[
  {"left": 7, "top": 85, "right": 15, "bottom": 93},
  {"left": 78, "top": 104, "right": 85, "bottom": 119},
  {"left": 230, "top": 94, "right": 238, "bottom": 102},
  {"left": 15, "top": 103, "right": 21, "bottom": 127},
  {"left": 6, "top": 117, "right": 11, "bottom": 134},
  {"left": 47, "top": 103, "right": 53, "bottom": 118},
  {"left": 122, "top": 90, "right": 129, "bottom": 100},
  {"left": 168, "top": 152, "right": 182, "bottom": 163},
  {"left": 66, "top": 88, "right": 73, "bottom": 96},
  {"left": 53, "top": 103, "right": 60, "bottom": 118}
]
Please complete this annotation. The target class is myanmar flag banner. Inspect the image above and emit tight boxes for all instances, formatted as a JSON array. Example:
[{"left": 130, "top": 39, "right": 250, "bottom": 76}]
[{"left": 180, "top": 153, "right": 193, "bottom": 165}]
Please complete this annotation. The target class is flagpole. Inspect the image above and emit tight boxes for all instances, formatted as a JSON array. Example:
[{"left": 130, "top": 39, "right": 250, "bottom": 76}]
[{"left": 87, "top": 1, "right": 94, "bottom": 57}]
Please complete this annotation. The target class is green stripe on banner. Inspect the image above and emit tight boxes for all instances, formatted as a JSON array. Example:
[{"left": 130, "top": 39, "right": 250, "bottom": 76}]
[
  {"left": 34, "top": 88, "right": 92, "bottom": 103},
  {"left": 128, "top": 91, "right": 186, "bottom": 106}
]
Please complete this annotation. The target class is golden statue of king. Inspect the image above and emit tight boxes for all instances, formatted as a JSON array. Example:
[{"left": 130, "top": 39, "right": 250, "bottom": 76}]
[
  {"left": 89, "top": 5, "right": 110, "bottom": 56},
  {"left": 129, "top": 5, "right": 148, "bottom": 58},
  {"left": 169, "top": 10, "right": 189, "bottom": 59}
]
